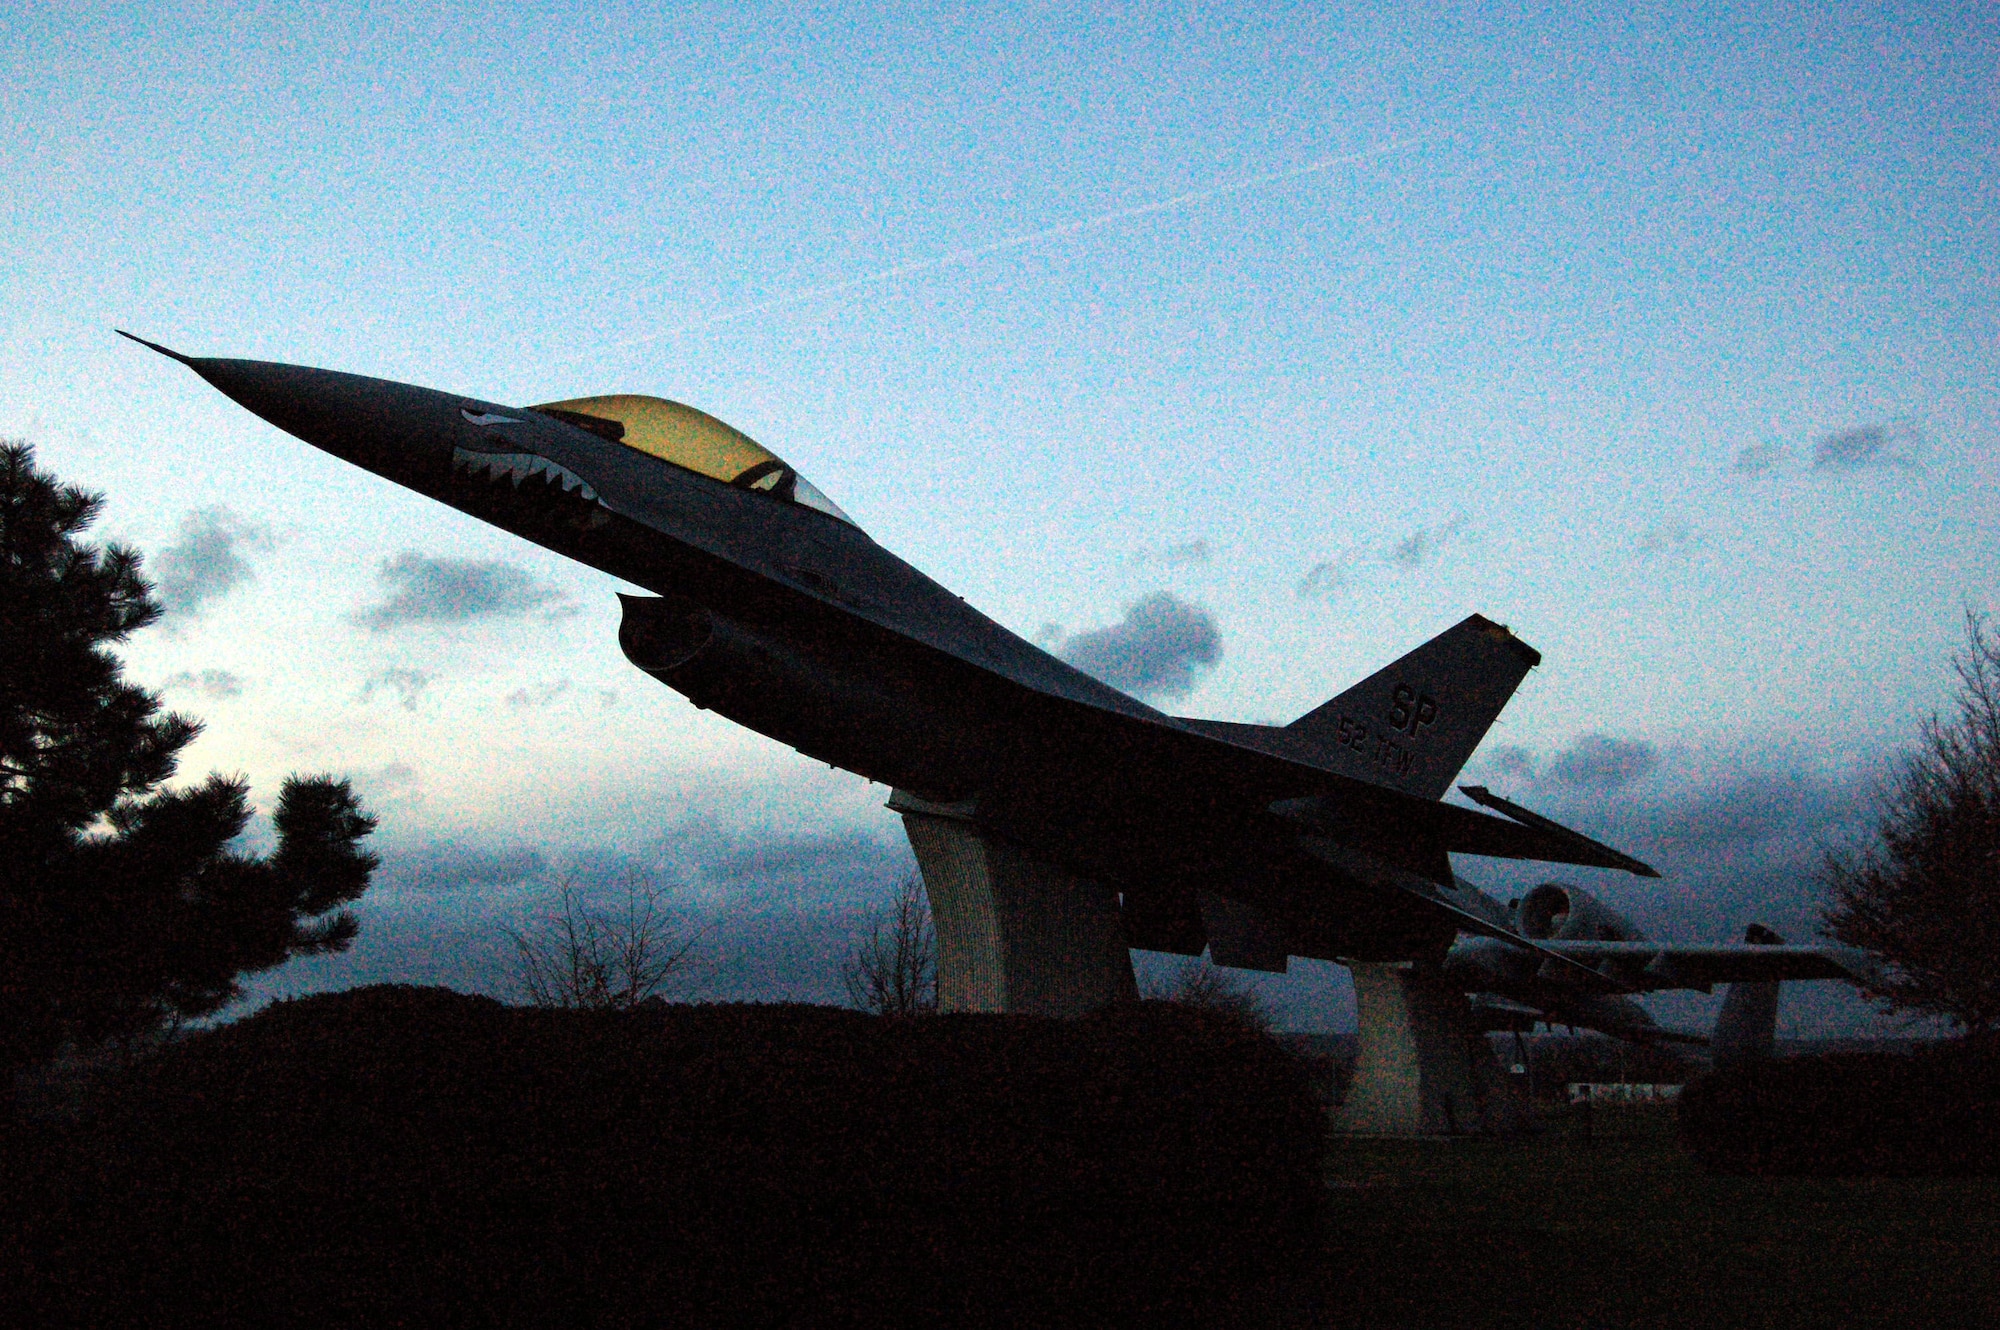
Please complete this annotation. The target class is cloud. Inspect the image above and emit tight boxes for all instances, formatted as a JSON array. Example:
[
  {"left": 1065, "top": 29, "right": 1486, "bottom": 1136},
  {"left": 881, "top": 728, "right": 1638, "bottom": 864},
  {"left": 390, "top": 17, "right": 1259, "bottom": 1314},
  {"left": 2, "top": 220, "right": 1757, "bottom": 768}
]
[
  {"left": 1136, "top": 539, "right": 1211, "bottom": 568},
  {"left": 704, "top": 831, "right": 895, "bottom": 892},
  {"left": 1636, "top": 769, "right": 1869, "bottom": 853},
  {"left": 1295, "top": 559, "right": 1347, "bottom": 602},
  {"left": 1467, "top": 756, "right": 1880, "bottom": 915},
  {"left": 1483, "top": 744, "right": 1536, "bottom": 782},
  {"left": 361, "top": 761, "right": 419, "bottom": 790},
  {"left": 151, "top": 507, "right": 274, "bottom": 620},
  {"left": 1543, "top": 734, "right": 1660, "bottom": 790},
  {"left": 1387, "top": 514, "right": 1467, "bottom": 569},
  {"left": 1731, "top": 425, "right": 1922, "bottom": 479},
  {"left": 1059, "top": 591, "right": 1222, "bottom": 701},
  {"left": 1810, "top": 423, "right": 1920, "bottom": 473},
  {"left": 1634, "top": 520, "right": 1693, "bottom": 555},
  {"left": 160, "top": 668, "right": 245, "bottom": 699},
  {"left": 506, "top": 679, "right": 573, "bottom": 708},
  {"left": 224, "top": 747, "right": 1907, "bottom": 1038},
  {"left": 1296, "top": 518, "right": 1465, "bottom": 600},
  {"left": 1732, "top": 442, "right": 1786, "bottom": 476},
  {"left": 229, "top": 822, "right": 918, "bottom": 1014},
  {"left": 1471, "top": 738, "right": 1658, "bottom": 791},
  {"left": 353, "top": 553, "right": 569, "bottom": 631},
  {"left": 394, "top": 841, "right": 549, "bottom": 892},
  {"left": 360, "top": 667, "right": 432, "bottom": 710}
]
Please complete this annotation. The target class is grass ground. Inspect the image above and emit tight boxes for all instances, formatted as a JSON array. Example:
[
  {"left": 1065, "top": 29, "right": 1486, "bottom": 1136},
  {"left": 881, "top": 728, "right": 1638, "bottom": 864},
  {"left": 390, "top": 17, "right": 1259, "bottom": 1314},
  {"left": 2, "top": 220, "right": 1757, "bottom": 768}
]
[{"left": 1294, "top": 1106, "right": 2000, "bottom": 1329}]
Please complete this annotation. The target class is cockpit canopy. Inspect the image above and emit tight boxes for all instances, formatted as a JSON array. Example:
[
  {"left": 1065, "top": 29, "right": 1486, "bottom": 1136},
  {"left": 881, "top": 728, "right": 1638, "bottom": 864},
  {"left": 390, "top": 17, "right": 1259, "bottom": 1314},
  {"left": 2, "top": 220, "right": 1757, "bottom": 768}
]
[{"left": 530, "top": 394, "right": 857, "bottom": 528}]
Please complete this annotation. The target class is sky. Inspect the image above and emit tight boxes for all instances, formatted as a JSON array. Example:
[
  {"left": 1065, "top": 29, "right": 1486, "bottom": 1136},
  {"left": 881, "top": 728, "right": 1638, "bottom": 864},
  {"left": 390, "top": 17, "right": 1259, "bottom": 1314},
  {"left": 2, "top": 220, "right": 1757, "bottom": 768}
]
[{"left": 3, "top": 2, "right": 1994, "bottom": 1035}]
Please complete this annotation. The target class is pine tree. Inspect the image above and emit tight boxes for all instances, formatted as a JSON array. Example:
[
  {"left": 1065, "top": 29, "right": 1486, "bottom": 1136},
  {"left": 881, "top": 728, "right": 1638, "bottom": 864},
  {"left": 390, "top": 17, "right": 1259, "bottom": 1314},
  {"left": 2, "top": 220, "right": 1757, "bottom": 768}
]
[{"left": 1, "top": 441, "right": 378, "bottom": 1071}]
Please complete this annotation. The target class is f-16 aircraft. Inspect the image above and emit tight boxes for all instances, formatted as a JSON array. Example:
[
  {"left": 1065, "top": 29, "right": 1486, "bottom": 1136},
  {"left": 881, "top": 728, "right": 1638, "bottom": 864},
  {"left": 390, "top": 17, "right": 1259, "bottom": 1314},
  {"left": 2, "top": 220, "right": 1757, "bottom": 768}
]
[{"left": 119, "top": 333, "right": 1786, "bottom": 993}]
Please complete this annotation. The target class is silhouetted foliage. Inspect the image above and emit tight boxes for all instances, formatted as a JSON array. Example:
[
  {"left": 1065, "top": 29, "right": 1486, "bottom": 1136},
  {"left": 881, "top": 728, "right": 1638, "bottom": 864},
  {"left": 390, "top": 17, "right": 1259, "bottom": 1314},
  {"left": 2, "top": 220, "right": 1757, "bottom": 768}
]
[
  {"left": 1142, "top": 955, "right": 1276, "bottom": 1032},
  {"left": 1679, "top": 1045, "right": 2000, "bottom": 1176},
  {"left": 0, "top": 441, "right": 378, "bottom": 1073},
  {"left": 1821, "top": 611, "right": 2000, "bottom": 1043},
  {"left": 504, "top": 871, "right": 701, "bottom": 1009},
  {"left": 842, "top": 873, "right": 937, "bottom": 1016},
  {"left": 0, "top": 985, "right": 1325, "bottom": 1323}
]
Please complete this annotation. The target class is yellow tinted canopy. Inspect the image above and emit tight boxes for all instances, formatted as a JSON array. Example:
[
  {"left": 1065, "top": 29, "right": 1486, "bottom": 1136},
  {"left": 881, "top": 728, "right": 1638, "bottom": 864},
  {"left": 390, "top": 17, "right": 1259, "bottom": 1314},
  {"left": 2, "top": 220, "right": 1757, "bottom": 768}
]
[{"left": 531, "top": 393, "right": 855, "bottom": 526}]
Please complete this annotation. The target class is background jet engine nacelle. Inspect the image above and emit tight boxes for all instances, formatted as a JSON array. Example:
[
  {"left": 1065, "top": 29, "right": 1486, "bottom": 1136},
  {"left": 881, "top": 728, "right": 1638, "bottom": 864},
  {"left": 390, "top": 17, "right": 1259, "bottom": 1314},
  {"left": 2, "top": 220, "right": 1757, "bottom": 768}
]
[
  {"left": 1516, "top": 882, "right": 1644, "bottom": 942},
  {"left": 617, "top": 593, "right": 983, "bottom": 800}
]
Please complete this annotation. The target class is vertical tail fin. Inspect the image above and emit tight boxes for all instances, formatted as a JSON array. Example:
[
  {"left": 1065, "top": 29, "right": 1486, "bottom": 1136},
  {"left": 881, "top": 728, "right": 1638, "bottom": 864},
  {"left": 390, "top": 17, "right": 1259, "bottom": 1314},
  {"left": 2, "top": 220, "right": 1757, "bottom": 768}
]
[
  {"left": 1713, "top": 924, "right": 1784, "bottom": 1066},
  {"left": 1285, "top": 614, "right": 1542, "bottom": 799}
]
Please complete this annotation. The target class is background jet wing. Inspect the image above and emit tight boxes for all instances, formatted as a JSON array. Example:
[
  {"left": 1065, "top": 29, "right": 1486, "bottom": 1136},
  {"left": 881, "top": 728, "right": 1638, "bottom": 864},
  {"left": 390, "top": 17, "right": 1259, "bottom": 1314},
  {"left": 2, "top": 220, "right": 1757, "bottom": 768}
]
[{"left": 1534, "top": 941, "right": 1880, "bottom": 989}]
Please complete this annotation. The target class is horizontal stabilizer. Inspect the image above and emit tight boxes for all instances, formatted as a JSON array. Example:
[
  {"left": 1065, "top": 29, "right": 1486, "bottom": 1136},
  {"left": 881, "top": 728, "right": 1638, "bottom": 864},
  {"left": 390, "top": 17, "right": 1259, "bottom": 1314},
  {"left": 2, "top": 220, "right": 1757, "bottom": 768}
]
[
  {"left": 1458, "top": 784, "right": 1659, "bottom": 877},
  {"left": 1271, "top": 790, "right": 1658, "bottom": 876}
]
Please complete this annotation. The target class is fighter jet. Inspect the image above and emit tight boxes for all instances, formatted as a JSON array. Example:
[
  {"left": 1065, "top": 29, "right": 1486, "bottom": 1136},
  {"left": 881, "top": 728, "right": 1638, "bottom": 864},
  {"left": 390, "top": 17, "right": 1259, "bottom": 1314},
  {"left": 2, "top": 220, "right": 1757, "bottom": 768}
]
[
  {"left": 123, "top": 333, "right": 1677, "bottom": 976},
  {"left": 1437, "top": 878, "right": 1876, "bottom": 1048}
]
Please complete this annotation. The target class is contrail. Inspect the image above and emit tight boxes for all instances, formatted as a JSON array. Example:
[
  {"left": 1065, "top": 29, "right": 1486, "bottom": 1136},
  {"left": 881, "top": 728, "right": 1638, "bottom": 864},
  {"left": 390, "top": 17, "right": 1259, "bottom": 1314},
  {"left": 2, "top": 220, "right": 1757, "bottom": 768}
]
[{"left": 586, "top": 135, "right": 1428, "bottom": 356}]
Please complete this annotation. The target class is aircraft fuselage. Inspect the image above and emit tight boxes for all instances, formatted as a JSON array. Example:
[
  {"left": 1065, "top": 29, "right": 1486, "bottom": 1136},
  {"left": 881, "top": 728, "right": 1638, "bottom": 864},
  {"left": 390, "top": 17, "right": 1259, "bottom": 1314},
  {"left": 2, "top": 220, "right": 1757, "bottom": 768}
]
[{"left": 126, "top": 335, "right": 1661, "bottom": 971}]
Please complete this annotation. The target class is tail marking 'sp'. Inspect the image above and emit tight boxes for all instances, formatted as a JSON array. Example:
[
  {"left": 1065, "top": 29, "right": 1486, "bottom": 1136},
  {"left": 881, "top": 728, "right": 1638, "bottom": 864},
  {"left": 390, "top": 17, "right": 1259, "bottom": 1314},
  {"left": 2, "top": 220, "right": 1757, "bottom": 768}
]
[{"left": 1282, "top": 614, "right": 1540, "bottom": 799}]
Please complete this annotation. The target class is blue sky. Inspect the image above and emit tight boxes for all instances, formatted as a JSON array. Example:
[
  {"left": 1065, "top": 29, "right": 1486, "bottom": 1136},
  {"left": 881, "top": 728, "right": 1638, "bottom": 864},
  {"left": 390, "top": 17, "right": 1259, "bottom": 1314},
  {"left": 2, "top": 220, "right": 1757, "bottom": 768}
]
[{"left": 4, "top": 2, "right": 1994, "bottom": 1033}]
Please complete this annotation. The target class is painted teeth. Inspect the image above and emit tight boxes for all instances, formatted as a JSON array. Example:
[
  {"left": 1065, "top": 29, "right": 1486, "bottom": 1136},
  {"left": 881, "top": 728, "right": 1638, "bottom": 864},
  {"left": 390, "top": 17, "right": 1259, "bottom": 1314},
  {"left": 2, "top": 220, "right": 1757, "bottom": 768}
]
[{"left": 452, "top": 447, "right": 598, "bottom": 502}]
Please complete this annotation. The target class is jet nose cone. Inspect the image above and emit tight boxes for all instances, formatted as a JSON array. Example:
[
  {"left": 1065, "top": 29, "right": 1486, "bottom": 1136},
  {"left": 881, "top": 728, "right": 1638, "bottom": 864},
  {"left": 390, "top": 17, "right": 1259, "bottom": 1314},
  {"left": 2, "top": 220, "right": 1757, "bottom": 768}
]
[
  {"left": 116, "top": 330, "right": 193, "bottom": 364},
  {"left": 120, "top": 332, "right": 465, "bottom": 483}
]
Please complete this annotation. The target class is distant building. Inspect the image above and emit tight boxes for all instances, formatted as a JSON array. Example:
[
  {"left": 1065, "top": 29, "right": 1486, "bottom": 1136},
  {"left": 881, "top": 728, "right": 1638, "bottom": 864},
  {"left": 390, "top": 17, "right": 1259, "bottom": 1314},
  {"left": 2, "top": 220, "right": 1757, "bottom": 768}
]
[{"left": 1568, "top": 1082, "right": 1682, "bottom": 1105}]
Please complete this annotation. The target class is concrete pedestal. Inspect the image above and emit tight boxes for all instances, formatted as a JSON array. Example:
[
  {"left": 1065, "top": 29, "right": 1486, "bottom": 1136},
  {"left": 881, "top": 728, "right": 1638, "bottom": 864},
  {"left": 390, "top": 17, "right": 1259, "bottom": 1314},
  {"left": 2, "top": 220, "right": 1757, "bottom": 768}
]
[
  {"left": 1336, "top": 960, "right": 1533, "bottom": 1137},
  {"left": 892, "top": 794, "right": 1136, "bottom": 1018}
]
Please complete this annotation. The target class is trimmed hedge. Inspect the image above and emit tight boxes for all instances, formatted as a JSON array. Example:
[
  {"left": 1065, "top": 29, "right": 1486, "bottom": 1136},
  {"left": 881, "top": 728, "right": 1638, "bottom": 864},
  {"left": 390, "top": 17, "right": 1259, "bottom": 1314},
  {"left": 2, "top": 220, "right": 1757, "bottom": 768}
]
[
  {"left": 3, "top": 986, "right": 1323, "bottom": 1323},
  {"left": 1678, "top": 1045, "right": 2000, "bottom": 1176}
]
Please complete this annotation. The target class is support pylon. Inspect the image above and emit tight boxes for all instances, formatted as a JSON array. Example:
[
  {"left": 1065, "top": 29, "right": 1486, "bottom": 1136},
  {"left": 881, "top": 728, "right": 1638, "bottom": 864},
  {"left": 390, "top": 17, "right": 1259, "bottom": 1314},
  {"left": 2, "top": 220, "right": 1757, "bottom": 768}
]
[
  {"left": 891, "top": 791, "right": 1136, "bottom": 1017},
  {"left": 1336, "top": 960, "right": 1534, "bottom": 1136}
]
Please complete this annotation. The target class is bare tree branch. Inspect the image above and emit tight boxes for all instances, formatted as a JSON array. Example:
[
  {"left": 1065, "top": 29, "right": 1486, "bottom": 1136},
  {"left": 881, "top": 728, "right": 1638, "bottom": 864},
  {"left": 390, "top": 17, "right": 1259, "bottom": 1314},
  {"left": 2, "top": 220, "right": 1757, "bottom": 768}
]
[
  {"left": 505, "top": 868, "right": 704, "bottom": 1010},
  {"left": 842, "top": 875, "right": 937, "bottom": 1017},
  {"left": 1141, "top": 957, "right": 1274, "bottom": 1033}
]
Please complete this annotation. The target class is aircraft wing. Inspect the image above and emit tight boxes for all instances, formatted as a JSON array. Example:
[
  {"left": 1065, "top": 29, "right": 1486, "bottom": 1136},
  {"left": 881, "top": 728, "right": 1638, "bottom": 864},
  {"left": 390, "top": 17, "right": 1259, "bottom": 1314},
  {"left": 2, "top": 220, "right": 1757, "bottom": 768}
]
[
  {"left": 999, "top": 688, "right": 1661, "bottom": 876},
  {"left": 1534, "top": 940, "right": 1879, "bottom": 990},
  {"left": 1468, "top": 994, "right": 1710, "bottom": 1044}
]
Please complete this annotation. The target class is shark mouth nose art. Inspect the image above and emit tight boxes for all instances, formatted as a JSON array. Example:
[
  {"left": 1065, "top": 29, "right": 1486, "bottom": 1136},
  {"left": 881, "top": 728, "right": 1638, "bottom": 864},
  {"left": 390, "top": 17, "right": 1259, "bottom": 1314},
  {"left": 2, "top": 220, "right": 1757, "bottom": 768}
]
[{"left": 451, "top": 445, "right": 600, "bottom": 502}]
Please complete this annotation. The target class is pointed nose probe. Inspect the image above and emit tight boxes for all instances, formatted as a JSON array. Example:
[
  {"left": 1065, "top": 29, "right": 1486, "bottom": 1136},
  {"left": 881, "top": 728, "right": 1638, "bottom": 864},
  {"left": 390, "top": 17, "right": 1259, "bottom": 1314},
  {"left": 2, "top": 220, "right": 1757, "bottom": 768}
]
[{"left": 117, "top": 330, "right": 472, "bottom": 483}]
